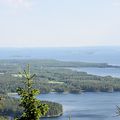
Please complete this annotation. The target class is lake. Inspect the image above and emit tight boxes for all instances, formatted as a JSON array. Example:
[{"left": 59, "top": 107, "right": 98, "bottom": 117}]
[
  {"left": 70, "top": 67, "right": 120, "bottom": 78},
  {"left": 38, "top": 92, "right": 120, "bottom": 120},
  {"left": 1, "top": 47, "right": 120, "bottom": 66},
  {"left": 3, "top": 46, "right": 120, "bottom": 120}
]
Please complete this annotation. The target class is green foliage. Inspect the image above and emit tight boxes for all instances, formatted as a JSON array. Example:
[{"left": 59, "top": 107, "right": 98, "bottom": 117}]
[
  {"left": 42, "top": 101, "right": 63, "bottom": 117},
  {"left": 16, "top": 65, "right": 49, "bottom": 120},
  {"left": 0, "top": 59, "right": 120, "bottom": 94},
  {"left": 0, "top": 116, "right": 8, "bottom": 120},
  {"left": 0, "top": 96, "right": 22, "bottom": 117},
  {"left": 0, "top": 96, "right": 63, "bottom": 119}
]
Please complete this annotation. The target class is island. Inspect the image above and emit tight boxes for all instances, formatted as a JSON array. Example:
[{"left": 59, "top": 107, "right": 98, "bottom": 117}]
[
  {"left": 1, "top": 59, "right": 120, "bottom": 119},
  {"left": 0, "top": 59, "right": 120, "bottom": 94},
  {"left": 0, "top": 95, "right": 63, "bottom": 119}
]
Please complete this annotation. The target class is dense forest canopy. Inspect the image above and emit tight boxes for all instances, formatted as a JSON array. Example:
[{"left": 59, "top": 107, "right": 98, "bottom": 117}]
[
  {"left": 0, "top": 95, "right": 63, "bottom": 119},
  {"left": 0, "top": 59, "right": 120, "bottom": 94},
  {"left": 0, "top": 59, "right": 120, "bottom": 119}
]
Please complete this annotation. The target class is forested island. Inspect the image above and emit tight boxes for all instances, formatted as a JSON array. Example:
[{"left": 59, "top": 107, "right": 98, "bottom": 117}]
[
  {"left": 0, "top": 95, "right": 63, "bottom": 119},
  {"left": 0, "top": 59, "right": 120, "bottom": 94},
  {"left": 1, "top": 59, "right": 120, "bottom": 119}
]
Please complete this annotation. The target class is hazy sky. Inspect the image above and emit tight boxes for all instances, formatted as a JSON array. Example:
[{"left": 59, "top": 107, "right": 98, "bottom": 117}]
[{"left": 0, "top": 0, "right": 120, "bottom": 47}]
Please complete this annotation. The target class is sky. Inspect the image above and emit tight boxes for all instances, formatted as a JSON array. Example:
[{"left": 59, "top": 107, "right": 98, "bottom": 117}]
[{"left": 0, "top": 0, "right": 120, "bottom": 47}]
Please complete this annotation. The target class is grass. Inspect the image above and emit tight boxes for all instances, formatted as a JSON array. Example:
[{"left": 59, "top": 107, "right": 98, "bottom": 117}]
[{"left": 48, "top": 81, "right": 64, "bottom": 84}]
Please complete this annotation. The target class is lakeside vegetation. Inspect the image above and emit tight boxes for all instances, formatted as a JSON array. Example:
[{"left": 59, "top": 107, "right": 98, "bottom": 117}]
[
  {"left": 0, "top": 64, "right": 63, "bottom": 119},
  {"left": 0, "top": 59, "right": 118, "bottom": 69},
  {"left": 0, "top": 116, "right": 8, "bottom": 120},
  {"left": 1, "top": 59, "right": 120, "bottom": 119},
  {"left": 0, "top": 59, "right": 120, "bottom": 94},
  {"left": 0, "top": 95, "right": 63, "bottom": 119}
]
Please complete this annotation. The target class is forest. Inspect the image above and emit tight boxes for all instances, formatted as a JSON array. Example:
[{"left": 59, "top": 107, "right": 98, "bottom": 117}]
[
  {"left": 0, "top": 95, "right": 63, "bottom": 119},
  {"left": 1, "top": 59, "right": 120, "bottom": 119},
  {"left": 0, "top": 59, "right": 120, "bottom": 94}
]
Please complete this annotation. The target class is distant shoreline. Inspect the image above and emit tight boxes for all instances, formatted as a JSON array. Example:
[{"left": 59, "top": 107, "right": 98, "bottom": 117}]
[{"left": 0, "top": 46, "right": 120, "bottom": 66}]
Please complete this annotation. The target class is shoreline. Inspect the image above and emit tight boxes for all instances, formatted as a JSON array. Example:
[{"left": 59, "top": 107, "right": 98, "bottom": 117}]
[{"left": 8, "top": 91, "right": 120, "bottom": 97}]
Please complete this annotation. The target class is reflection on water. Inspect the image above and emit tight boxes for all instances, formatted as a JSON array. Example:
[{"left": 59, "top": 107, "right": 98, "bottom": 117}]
[{"left": 38, "top": 92, "right": 120, "bottom": 120}]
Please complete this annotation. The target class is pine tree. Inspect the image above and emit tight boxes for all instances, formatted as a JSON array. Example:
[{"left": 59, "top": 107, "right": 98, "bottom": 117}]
[
  {"left": 16, "top": 65, "right": 49, "bottom": 120},
  {"left": 68, "top": 113, "right": 72, "bottom": 120}
]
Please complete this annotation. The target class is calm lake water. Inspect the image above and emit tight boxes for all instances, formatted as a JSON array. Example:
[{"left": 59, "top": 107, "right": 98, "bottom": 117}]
[
  {"left": 1, "top": 47, "right": 120, "bottom": 66},
  {"left": 38, "top": 92, "right": 120, "bottom": 120},
  {"left": 4, "top": 46, "right": 120, "bottom": 120},
  {"left": 70, "top": 67, "right": 120, "bottom": 78}
]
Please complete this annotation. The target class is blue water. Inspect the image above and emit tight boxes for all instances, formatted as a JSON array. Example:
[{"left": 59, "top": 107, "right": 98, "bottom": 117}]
[
  {"left": 5, "top": 46, "right": 120, "bottom": 120},
  {"left": 0, "top": 46, "right": 120, "bottom": 65},
  {"left": 1, "top": 46, "right": 120, "bottom": 77},
  {"left": 70, "top": 67, "right": 120, "bottom": 78},
  {"left": 38, "top": 92, "right": 120, "bottom": 120}
]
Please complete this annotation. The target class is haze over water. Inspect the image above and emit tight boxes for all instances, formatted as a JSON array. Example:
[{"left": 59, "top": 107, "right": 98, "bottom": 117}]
[
  {"left": 1, "top": 46, "right": 120, "bottom": 77},
  {"left": 7, "top": 46, "right": 120, "bottom": 120},
  {"left": 0, "top": 46, "right": 120, "bottom": 65},
  {"left": 1, "top": 0, "right": 120, "bottom": 119}
]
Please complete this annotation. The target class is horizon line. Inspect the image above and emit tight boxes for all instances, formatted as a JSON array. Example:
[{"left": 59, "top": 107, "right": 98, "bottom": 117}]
[{"left": 0, "top": 45, "right": 120, "bottom": 48}]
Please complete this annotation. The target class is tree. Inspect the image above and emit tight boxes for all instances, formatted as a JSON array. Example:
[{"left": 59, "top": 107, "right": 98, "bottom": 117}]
[
  {"left": 116, "top": 106, "right": 120, "bottom": 116},
  {"left": 16, "top": 65, "right": 49, "bottom": 120},
  {"left": 68, "top": 113, "right": 72, "bottom": 120}
]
